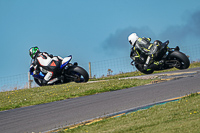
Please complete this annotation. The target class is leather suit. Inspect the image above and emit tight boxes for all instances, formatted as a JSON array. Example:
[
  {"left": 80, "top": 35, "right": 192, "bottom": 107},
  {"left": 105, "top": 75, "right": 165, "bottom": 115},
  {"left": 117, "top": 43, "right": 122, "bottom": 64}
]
[{"left": 30, "top": 52, "right": 63, "bottom": 83}]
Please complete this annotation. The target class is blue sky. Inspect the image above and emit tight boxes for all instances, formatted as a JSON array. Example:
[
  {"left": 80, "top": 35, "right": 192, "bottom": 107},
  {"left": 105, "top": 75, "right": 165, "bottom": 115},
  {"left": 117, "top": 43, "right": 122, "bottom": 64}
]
[{"left": 1, "top": 0, "right": 200, "bottom": 78}]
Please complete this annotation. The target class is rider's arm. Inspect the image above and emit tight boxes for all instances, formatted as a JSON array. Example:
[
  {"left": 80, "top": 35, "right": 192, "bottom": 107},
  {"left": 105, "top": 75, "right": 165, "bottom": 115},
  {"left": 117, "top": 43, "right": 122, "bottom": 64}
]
[
  {"left": 43, "top": 52, "right": 53, "bottom": 58},
  {"left": 31, "top": 59, "right": 40, "bottom": 75},
  {"left": 142, "top": 37, "right": 151, "bottom": 42},
  {"left": 43, "top": 51, "right": 63, "bottom": 61},
  {"left": 136, "top": 38, "right": 151, "bottom": 54},
  {"left": 130, "top": 47, "right": 140, "bottom": 61}
]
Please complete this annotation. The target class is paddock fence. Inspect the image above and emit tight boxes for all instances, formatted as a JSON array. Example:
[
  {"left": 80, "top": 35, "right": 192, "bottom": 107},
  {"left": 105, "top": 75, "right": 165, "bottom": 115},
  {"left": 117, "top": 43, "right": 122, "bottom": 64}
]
[
  {"left": 0, "top": 46, "right": 199, "bottom": 92},
  {"left": 0, "top": 56, "right": 135, "bottom": 91}
]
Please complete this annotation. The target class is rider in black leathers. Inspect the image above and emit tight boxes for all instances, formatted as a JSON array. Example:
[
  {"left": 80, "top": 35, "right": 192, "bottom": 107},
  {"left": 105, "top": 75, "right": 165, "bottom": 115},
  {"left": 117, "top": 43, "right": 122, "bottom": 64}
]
[{"left": 128, "top": 33, "right": 164, "bottom": 70}]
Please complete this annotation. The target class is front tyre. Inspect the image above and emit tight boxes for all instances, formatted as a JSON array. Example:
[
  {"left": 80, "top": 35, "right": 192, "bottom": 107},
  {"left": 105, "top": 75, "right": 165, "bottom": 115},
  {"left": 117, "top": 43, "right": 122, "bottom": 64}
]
[
  {"left": 66, "top": 66, "right": 89, "bottom": 83},
  {"left": 169, "top": 51, "right": 190, "bottom": 69},
  {"left": 34, "top": 78, "right": 43, "bottom": 86},
  {"left": 135, "top": 64, "right": 154, "bottom": 74}
]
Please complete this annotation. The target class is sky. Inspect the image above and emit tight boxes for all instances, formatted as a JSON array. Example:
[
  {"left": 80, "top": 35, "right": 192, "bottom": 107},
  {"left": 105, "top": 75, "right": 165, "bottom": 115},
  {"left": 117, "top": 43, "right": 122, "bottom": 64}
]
[{"left": 1, "top": 0, "right": 200, "bottom": 78}]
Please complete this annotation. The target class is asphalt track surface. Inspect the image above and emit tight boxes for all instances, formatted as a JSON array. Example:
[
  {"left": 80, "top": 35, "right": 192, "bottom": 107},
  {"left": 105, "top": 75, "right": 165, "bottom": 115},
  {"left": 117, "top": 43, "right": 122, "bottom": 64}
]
[{"left": 1, "top": 68, "right": 200, "bottom": 133}]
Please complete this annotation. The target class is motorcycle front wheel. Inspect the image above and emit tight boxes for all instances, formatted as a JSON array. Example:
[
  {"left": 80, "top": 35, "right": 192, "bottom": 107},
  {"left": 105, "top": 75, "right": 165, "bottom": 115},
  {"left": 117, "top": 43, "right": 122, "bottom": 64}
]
[
  {"left": 34, "top": 78, "right": 43, "bottom": 86},
  {"left": 135, "top": 64, "right": 154, "bottom": 74}
]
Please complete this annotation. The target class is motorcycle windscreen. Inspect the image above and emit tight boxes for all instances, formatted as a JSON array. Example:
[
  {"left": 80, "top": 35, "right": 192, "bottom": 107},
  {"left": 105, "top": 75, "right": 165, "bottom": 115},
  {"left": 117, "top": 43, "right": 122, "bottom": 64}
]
[{"left": 60, "top": 55, "right": 72, "bottom": 69}]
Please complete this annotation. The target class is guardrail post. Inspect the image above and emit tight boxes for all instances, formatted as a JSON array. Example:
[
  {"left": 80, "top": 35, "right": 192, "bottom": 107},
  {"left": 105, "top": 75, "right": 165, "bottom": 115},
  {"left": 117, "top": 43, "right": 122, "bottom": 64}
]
[
  {"left": 89, "top": 62, "right": 92, "bottom": 78},
  {"left": 28, "top": 72, "right": 32, "bottom": 88}
]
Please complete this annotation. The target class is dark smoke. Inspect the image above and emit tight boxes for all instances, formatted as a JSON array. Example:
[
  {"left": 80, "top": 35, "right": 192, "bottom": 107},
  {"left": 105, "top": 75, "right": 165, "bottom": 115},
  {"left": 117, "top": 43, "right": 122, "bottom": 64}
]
[
  {"left": 187, "top": 10, "right": 200, "bottom": 36},
  {"left": 159, "top": 10, "right": 200, "bottom": 43},
  {"left": 102, "top": 10, "right": 200, "bottom": 56}
]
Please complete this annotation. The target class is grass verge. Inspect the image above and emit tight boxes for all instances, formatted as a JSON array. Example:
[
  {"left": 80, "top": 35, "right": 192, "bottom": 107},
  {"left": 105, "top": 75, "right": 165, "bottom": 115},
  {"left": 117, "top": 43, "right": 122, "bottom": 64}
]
[
  {"left": 1, "top": 62, "right": 200, "bottom": 111},
  {"left": 89, "top": 61, "right": 200, "bottom": 81},
  {"left": 58, "top": 93, "right": 200, "bottom": 133},
  {"left": 0, "top": 78, "right": 156, "bottom": 111}
]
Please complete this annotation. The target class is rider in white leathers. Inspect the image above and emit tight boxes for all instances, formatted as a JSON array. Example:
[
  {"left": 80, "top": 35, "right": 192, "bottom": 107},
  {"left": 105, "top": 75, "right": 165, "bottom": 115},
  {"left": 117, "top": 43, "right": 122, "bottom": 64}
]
[{"left": 29, "top": 46, "right": 63, "bottom": 84}]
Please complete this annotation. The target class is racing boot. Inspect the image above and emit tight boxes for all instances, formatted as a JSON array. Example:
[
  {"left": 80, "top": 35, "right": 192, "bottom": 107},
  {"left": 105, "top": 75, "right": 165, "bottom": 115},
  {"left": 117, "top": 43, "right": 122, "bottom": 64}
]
[
  {"left": 47, "top": 78, "right": 59, "bottom": 84},
  {"left": 158, "top": 60, "right": 164, "bottom": 66},
  {"left": 144, "top": 60, "right": 164, "bottom": 70},
  {"left": 153, "top": 60, "right": 164, "bottom": 69},
  {"left": 144, "top": 64, "right": 148, "bottom": 70}
]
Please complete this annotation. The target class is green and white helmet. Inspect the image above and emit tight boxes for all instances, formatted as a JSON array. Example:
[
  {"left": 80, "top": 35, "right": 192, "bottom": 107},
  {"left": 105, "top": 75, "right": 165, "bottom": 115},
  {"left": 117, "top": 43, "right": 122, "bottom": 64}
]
[{"left": 29, "top": 46, "right": 40, "bottom": 59}]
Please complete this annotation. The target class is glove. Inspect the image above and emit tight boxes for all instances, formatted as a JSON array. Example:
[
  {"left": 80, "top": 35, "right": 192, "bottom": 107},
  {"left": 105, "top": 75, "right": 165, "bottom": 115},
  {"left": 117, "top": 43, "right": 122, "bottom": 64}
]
[
  {"left": 49, "top": 54, "right": 53, "bottom": 58},
  {"left": 147, "top": 38, "right": 151, "bottom": 41},
  {"left": 30, "top": 66, "right": 34, "bottom": 73}
]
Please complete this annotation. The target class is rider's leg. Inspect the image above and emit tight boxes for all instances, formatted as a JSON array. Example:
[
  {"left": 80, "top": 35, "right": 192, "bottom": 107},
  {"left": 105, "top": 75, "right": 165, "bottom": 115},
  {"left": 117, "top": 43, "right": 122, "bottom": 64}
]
[
  {"left": 147, "top": 60, "right": 164, "bottom": 70},
  {"left": 43, "top": 71, "right": 53, "bottom": 84},
  {"left": 144, "top": 55, "right": 153, "bottom": 70},
  {"left": 42, "top": 60, "right": 61, "bottom": 84}
]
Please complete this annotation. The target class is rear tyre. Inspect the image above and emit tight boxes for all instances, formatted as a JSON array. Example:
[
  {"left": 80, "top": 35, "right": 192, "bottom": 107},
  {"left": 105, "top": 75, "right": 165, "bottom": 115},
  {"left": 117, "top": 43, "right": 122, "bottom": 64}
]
[
  {"left": 66, "top": 66, "right": 89, "bottom": 83},
  {"left": 169, "top": 51, "right": 190, "bottom": 69}
]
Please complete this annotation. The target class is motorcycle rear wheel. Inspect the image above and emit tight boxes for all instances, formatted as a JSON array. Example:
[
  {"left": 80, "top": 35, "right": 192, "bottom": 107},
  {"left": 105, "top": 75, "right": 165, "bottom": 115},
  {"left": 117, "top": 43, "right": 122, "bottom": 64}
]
[{"left": 169, "top": 51, "right": 190, "bottom": 69}]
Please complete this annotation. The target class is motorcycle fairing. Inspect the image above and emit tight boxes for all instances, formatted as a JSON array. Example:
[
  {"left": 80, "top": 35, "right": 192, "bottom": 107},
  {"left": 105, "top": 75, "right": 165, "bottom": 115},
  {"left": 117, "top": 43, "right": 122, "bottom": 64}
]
[
  {"left": 60, "top": 55, "right": 72, "bottom": 69},
  {"left": 32, "top": 72, "right": 45, "bottom": 80},
  {"left": 30, "top": 65, "right": 45, "bottom": 78}
]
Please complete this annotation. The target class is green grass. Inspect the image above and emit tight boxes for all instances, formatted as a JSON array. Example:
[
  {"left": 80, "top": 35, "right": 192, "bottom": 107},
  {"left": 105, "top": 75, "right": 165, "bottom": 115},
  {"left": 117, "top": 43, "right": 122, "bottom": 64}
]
[
  {"left": 189, "top": 61, "right": 200, "bottom": 68},
  {"left": 1, "top": 62, "right": 200, "bottom": 132},
  {"left": 59, "top": 93, "right": 200, "bottom": 133},
  {"left": 0, "top": 78, "right": 156, "bottom": 111},
  {"left": 89, "top": 61, "right": 200, "bottom": 81},
  {"left": 1, "top": 61, "right": 200, "bottom": 111}
]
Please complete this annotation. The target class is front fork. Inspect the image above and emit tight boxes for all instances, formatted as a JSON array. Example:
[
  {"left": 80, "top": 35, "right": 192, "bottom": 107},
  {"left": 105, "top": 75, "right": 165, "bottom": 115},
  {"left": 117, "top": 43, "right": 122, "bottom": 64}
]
[
  {"left": 145, "top": 56, "right": 151, "bottom": 65},
  {"left": 131, "top": 60, "right": 135, "bottom": 66}
]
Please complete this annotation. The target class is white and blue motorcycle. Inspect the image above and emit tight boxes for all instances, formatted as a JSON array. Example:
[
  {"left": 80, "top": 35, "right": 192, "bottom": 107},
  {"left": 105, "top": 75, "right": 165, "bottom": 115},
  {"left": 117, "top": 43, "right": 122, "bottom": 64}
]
[{"left": 30, "top": 55, "right": 89, "bottom": 86}]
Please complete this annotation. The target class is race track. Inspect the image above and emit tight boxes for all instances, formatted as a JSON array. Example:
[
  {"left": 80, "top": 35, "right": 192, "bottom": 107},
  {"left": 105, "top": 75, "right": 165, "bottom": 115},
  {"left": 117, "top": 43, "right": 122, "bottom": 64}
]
[{"left": 0, "top": 68, "right": 200, "bottom": 133}]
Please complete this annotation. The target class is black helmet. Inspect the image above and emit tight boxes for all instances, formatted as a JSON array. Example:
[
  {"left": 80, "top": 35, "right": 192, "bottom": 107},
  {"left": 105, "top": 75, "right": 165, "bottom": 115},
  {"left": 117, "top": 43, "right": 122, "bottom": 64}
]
[{"left": 29, "top": 46, "right": 40, "bottom": 59}]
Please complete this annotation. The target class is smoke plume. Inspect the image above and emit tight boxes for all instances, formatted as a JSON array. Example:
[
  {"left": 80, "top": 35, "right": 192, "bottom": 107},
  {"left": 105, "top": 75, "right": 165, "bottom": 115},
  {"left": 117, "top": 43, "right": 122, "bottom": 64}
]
[
  {"left": 102, "top": 10, "right": 200, "bottom": 57},
  {"left": 159, "top": 10, "right": 200, "bottom": 43}
]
